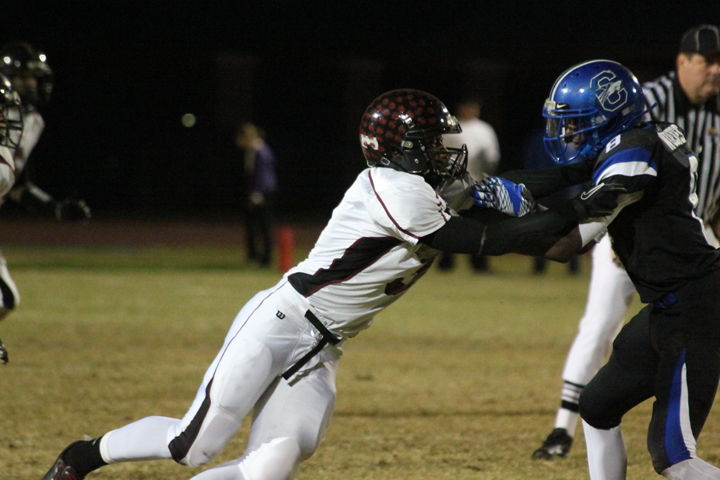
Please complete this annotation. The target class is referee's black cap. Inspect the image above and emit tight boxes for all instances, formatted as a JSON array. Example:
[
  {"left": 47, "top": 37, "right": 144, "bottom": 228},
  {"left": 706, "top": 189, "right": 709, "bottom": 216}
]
[{"left": 680, "top": 25, "right": 720, "bottom": 57}]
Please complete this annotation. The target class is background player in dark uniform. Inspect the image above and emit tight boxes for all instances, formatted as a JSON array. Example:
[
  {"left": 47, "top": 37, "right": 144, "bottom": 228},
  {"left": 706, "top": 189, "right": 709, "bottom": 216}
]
[{"left": 476, "top": 60, "right": 720, "bottom": 478}]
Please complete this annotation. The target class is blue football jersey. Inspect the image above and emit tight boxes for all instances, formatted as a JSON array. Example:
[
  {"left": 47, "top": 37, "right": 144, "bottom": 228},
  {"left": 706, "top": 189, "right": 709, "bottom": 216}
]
[{"left": 594, "top": 123, "right": 720, "bottom": 302}]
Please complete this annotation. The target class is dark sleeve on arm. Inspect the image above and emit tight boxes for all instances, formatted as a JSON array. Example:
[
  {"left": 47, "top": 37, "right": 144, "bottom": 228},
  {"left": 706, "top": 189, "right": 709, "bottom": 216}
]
[
  {"left": 8, "top": 182, "right": 59, "bottom": 217},
  {"left": 419, "top": 202, "right": 580, "bottom": 256},
  {"left": 501, "top": 160, "right": 594, "bottom": 198}
]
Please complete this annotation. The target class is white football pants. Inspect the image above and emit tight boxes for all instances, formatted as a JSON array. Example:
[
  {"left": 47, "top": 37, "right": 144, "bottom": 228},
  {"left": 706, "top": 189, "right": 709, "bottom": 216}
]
[
  {"left": 98, "top": 280, "right": 341, "bottom": 480},
  {"left": 0, "top": 251, "right": 20, "bottom": 320},
  {"left": 561, "top": 235, "right": 634, "bottom": 386}
]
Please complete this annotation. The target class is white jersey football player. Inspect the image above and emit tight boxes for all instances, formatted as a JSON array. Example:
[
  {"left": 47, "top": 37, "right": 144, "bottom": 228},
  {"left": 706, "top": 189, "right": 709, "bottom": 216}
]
[
  {"left": 0, "top": 74, "right": 23, "bottom": 198},
  {"left": 0, "top": 41, "right": 52, "bottom": 179},
  {"left": 39, "top": 89, "right": 619, "bottom": 480},
  {"left": 0, "top": 41, "right": 91, "bottom": 219},
  {"left": 0, "top": 42, "right": 90, "bottom": 363},
  {"left": 0, "top": 72, "right": 24, "bottom": 364},
  {"left": 0, "top": 70, "right": 23, "bottom": 353}
]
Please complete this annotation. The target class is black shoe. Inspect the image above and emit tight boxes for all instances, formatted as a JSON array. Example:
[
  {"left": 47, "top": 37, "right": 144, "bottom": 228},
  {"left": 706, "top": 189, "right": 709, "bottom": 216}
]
[
  {"left": 0, "top": 334, "right": 7, "bottom": 364},
  {"left": 437, "top": 253, "right": 455, "bottom": 271},
  {"left": 568, "top": 254, "right": 580, "bottom": 275},
  {"left": 470, "top": 254, "right": 489, "bottom": 273},
  {"left": 41, "top": 441, "right": 86, "bottom": 480},
  {"left": 531, "top": 428, "right": 573, "bottom": 460}
]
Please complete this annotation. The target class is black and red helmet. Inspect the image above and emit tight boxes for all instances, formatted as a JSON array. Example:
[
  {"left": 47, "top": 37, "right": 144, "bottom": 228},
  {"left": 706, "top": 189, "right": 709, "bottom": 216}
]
[{"left": 359, "top": 89, "right": 465, "bottom": 178}]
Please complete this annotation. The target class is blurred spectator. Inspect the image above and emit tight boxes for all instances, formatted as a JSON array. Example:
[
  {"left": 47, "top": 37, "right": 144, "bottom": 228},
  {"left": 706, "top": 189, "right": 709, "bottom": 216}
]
[
  {"left": 235, "top": 122, "right": 277, "bottom": 267},
  {"left": 520, "top": 125, "right": 580, "bottom": 275},
  {"left": 439, "top": 96, "right": 500, "bottom": 273}
]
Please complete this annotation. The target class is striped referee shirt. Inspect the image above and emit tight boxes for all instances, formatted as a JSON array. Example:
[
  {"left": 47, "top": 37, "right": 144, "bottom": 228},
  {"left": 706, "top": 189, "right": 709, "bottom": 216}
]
[{"left": 643, "top": 72, "right": 720, "bottom": 224}]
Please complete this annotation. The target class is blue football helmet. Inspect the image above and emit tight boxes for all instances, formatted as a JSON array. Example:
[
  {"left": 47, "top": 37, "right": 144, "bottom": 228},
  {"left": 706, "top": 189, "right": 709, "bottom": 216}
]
[{"left": 543, "top": 60, "right": 646, "bottom": 164}]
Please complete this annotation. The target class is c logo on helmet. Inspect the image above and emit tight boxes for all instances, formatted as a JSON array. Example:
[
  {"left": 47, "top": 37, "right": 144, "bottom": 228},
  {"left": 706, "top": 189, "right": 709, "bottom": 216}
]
[{"left": 592, "top": 70, "right": 627, "bottom": 112}]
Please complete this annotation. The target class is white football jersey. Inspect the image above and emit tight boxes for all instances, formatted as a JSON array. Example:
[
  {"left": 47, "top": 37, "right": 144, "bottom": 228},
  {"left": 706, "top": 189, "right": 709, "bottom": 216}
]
[
  {"left": 285, "top": 167, "right": 454, "bottom": 336},
  {"left": 13, "top": 110, "right": 45, "bottom": 174},
  {"left": 0, "top": 146, "right": 16, "bottom": 197}
]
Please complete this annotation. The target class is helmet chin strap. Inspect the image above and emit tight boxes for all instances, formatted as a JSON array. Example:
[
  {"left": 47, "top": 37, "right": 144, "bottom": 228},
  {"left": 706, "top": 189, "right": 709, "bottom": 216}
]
[
  {"left": 580, "top": 102, "right": 656, "bottom": 159},
  {"left": 628, "top": 102, "right": 656, "bottom": 127},
  {"left": 580, "top": 142, "right": 600, "bottom": 158},
  {"left": 379, "top": 156, "right": 426, "bottom": 175}
]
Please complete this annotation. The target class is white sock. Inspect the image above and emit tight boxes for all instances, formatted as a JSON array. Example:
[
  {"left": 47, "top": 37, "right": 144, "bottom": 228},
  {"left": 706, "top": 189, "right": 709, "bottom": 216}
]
[
  {"left": 662, "top": 458, "right": 720, "bottom": 479},
  {"left": 583, "top": 420, "right": 627, "bottom": 480},
  {"left": 555, "top": 381, "right": 583, "bottom": 435},
  {"left": 555, "top": 408, "right": 580, "bottom": 437},
  {"left": 101, "top": 416, "right": 180, "bottom": 463}
]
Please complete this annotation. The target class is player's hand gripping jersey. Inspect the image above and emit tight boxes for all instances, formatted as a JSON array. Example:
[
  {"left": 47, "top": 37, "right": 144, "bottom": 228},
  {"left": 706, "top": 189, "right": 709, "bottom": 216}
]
[
  {"left": 285, "top": 167, "right": 452, "bottom": 336},
  {"left": 590, "top": 122, "right": 720, "bottom": 302}
]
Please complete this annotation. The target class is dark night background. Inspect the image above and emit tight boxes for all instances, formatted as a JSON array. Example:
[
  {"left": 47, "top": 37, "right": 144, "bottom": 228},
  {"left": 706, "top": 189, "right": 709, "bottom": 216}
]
[{"left": 3, "top": 1, "right": 719, "bottom": 222}]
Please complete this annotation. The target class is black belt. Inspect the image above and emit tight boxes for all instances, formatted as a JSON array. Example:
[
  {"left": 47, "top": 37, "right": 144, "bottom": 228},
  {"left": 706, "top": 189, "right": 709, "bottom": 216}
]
[{"left": 282, "top": 310, "right": 341, "bottom": 380}]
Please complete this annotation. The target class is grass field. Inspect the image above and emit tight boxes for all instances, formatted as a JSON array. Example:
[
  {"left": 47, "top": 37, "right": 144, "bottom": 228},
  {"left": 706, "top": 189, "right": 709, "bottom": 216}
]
[{"left": 2, "top": 244, "right": 720, "bottom": 479}]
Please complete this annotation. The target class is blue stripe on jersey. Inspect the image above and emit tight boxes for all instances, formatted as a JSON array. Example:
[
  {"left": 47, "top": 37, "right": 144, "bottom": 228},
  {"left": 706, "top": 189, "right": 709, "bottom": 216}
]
[
  {"left": 665, "top": 349, "right": 693, "bottom": 465},
  {"left": 593, "top": 147, "right": 657, "bottom": 185}
]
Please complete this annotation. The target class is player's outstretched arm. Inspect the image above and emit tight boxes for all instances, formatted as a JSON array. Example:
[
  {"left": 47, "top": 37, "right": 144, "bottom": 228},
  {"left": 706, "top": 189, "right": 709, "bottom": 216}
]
[
  {"left": 500, "top": 160, "right": 594, "bottom": 198},
  {"left": 420, "top": 182, "right": 624, "bottom": 257},
  {"left": 8, "top": 182, "right": 91, "bottom": 221}
]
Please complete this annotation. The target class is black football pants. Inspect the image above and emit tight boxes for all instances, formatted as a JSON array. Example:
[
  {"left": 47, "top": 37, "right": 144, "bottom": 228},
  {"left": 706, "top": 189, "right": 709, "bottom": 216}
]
[{"left": 579, "top": 269, "right": 720, "bottom": 474}]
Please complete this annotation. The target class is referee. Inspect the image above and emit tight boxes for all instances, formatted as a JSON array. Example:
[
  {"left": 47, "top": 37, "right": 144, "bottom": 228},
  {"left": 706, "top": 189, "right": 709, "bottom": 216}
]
[
  {"left": 644, "top": 24, "right": 720, "bottom": 240},
  {"left": 533, "top": 24, "right": 720, "bottom": 460}
]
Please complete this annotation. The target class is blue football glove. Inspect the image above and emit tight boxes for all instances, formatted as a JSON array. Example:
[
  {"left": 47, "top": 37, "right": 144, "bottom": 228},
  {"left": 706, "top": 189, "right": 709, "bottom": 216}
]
[{"left": 473, "top": 177, "right": 537, "bottom": 217}]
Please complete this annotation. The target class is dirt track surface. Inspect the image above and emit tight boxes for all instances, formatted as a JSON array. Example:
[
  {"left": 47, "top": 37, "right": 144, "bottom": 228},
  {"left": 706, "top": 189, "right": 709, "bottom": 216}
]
[{"left": 0, "top": 219, "right": 322, "bottom": 247}]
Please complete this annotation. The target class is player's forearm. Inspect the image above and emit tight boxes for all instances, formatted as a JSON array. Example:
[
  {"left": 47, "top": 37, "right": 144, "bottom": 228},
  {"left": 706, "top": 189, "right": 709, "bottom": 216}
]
[
  {"left": 501, "top": 162, "right": 593, "bottom": 198},
  {"left": 480, "top": 202, "right": 581, "bottom": 255},
  {"left": 420, "top": 202, "right": 582, "bottom": 256},
  {"left": 10, "top": 182, "right": 92, "bottom": 221},
  {"left": 9, "top": 182, "right": 58, "bottom": 217},
  {"left": 542, "top": 228, "right": 584, "bottom": 261}
]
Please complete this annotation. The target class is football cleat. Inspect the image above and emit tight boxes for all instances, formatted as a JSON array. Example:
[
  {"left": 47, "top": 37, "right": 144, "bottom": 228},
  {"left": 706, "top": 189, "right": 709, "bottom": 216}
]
[
  {"left": 0, "top": 334, "right": 7, "bottom": 364},
  {"left": 531, "top": 428, "right": 573, "bottom": 460},
  {"left": 41, "top": 441, "right": 86, "bottom": 480}
]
